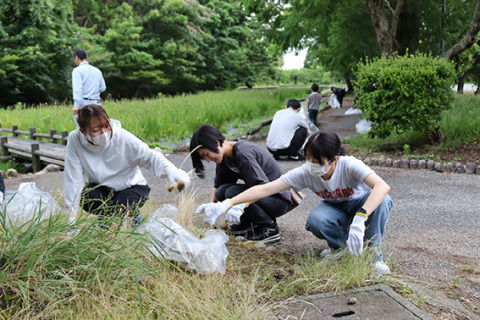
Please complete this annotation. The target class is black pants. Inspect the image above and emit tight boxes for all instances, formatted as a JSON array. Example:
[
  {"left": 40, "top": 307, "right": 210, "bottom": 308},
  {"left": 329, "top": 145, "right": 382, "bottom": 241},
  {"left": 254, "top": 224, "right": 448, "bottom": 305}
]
[
  {"left": 268, "top": 127, "right": 308, "bottom": 158},
  {"left": 82, "top": 183, "right": 151, "bottom": 217},
  {"left": 309, "top": 109, "right": 319, "bottom": 126},
  {"left": 0, "top": 175, "right": 5, "bottom": 194},
  {"left": 215, "top": 184, "right": 289, "bottom": 227}
]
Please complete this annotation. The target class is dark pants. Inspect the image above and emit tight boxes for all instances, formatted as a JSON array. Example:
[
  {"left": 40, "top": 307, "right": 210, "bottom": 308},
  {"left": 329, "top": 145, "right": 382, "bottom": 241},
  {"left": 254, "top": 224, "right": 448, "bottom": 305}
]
[
  {"left": 0, "top": 175, "right": 5, "bottom": 194},
  {"left": 309, "top": 109, "right": 319, "bottom": 126},
  {"left": 82, "top": 183, "right": 151, "bottom": 217},
  {"left": 268, "top": 127, "right": 308, "bottom": 158},
  {"left": 215, "top": 184, "right": 289, "bottom": 227}
]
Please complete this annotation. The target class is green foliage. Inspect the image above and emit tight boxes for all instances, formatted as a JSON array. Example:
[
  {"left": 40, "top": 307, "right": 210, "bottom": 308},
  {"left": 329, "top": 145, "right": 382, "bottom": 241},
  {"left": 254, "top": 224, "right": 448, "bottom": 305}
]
[
  {"left": 354, "top": 53, "right": 457, "bottom": 139},
  {"left": 0, "top": 0, "right": 76, "bottom": 106},
  {"left": 0, "top": 88, "right": 309, "bottom": 141}
]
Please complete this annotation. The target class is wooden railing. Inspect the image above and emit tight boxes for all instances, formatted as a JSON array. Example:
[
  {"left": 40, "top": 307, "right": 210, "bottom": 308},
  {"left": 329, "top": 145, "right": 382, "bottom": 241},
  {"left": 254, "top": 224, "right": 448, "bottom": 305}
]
[
  {"left": 0, "top": 124, "right": 68, "bottom": 172},
  {"left": 0, "top": 124, "right": 68, "bottom": 145}
]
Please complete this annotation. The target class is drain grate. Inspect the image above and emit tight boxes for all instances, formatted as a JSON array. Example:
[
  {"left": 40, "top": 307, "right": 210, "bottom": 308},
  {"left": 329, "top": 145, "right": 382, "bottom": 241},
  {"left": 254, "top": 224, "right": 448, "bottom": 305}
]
[{"left": 276, "top": 284, "right": 433, "bottom": 320}]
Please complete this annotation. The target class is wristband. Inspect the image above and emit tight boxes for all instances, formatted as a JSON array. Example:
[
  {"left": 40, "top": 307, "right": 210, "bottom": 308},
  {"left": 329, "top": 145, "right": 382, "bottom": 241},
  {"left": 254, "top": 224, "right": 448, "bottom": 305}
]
[{"left": 356, "top": 212, "right": 368, "bottom": 219}]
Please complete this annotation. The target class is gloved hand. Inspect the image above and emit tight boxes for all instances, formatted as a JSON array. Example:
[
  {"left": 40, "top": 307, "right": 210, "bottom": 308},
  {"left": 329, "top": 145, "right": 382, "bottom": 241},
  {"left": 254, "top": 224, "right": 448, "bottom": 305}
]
[
  {"left": 226, "top": 203, "right": 248, "bottom": 224},
  {"left": 166, "top": 167, "right": 192, "bottom": 189},
  {"left": 68, "top": 215, "right": 76, "bottom": 225},
  {"left": 346, "top": 214, "right": 367, "bottom": 256},
  {"left": 195, "top": 199, "right": 232, "bottom": 225}
]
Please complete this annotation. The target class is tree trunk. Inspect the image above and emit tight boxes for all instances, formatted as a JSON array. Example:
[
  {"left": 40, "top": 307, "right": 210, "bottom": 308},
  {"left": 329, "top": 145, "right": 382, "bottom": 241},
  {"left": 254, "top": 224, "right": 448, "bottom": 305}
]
[
  {"left": 366, "top": 0, "right": 399, "bottom": 56},
  {"left": 457, "top": 74, "right": 466, "bottom": 94},
  {"left": 345, "top": 78, "right": 354, "bottom": 92},
  {"left": 439, "top": 0, "right": 480, "bottom": 60},
  {"left": 425, "top": 126, "right": 445, "bottom": 144}
]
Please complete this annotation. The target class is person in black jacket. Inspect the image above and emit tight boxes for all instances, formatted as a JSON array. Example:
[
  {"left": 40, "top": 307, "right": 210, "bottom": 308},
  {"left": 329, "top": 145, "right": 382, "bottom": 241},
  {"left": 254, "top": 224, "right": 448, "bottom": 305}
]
[
  {"left": 190, "top": 124, "right": 292, "bottom": 244},
  {"left": 331, "top": 87, "right": 346, "bottom": 107}
]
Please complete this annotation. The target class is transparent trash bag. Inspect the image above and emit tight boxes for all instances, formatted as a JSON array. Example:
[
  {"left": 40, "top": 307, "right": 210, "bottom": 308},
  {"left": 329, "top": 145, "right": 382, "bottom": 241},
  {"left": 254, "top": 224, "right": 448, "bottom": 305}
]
[
  {"left": 299, "top": 102, "right": 319, "bottom": 134},
  {"left": 329, "top": 94, "right": 341, "bottom": 108},
  {"left": 137, "top": 204, "right": 230, "bottom": 274},
  {"left": 345, "top": 107, "right": 363, "bottom": 115},
  {"left": 356, "top": 118, "right": 372, "bottom": 134},
  {"left": 2, "top": 182, "right": 61, "bottom": 224}
]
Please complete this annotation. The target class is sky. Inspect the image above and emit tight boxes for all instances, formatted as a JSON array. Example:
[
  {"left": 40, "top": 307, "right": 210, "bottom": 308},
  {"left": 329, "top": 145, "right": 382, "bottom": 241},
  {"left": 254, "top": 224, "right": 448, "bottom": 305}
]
[{"left": 281, "top": 48, "right": 308, "bottom": 70}]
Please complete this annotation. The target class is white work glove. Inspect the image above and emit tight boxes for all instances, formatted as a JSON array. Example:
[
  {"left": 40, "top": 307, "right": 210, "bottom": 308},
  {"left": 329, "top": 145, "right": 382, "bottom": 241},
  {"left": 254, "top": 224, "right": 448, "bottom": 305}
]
[
  {"left": 0, "top": 191, "right": 3, "bottom": 204},
  {"left": 346, "top": 214, "right": 367, "bottom": 256},
  {"left": 226, "top": 203, "right": 248, "bottom": 224},
  {"left": 166, "top": 167, "right": 192, "bottom": 189},
  {"left": 195, "top": 199, "right": 232, "bottom": 225}
]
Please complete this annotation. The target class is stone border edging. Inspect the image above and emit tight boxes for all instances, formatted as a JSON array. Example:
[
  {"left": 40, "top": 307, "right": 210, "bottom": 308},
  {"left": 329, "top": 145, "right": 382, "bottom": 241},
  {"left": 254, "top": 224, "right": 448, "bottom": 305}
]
[{"left": 357, "top": 156, "right": 480, "bottom": 175}]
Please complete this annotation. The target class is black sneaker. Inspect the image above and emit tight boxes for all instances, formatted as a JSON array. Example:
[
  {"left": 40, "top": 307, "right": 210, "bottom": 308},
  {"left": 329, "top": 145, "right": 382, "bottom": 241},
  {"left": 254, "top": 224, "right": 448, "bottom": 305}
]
[
  {"left": 246, "top": 223, "right": 281, "bottom": 244},
  {"left": 288, "top": 153, "right": 305, "bottom": 161},
  {"left": 230, "top": 221, "right": 257, "bottom": 236}
]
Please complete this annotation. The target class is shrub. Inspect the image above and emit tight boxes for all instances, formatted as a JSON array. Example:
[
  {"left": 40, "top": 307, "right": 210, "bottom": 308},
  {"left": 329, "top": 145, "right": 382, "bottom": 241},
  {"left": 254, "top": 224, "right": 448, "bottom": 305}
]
[{"left": 354, "top": 53, "right": 457, "bottom": 143}]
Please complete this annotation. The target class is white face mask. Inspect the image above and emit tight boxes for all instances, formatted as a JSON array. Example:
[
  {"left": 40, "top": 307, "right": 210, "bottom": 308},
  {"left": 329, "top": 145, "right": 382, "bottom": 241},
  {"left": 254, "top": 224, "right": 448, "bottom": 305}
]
[
  {"left": 304, "top": 160, "right": 331, "bottom": 177},
  {"left": 88, "top": 131, "right": 112, "bottom": 147}
]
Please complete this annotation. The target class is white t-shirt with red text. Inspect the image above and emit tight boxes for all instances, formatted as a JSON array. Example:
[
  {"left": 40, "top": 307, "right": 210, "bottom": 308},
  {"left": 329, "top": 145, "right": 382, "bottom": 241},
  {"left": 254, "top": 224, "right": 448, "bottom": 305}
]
[{"left": 281, "top": 156, "right": 373, "bottom": 202}]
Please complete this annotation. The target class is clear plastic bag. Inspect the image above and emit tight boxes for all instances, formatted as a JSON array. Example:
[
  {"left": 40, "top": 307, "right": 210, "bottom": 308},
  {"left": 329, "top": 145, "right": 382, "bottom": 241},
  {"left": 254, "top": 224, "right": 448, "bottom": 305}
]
[
  {"left": 137, "top": 204, "right": 230, "bottom": 274},
  {"left": 2, "top": 182, "right": 61, "bottom": 224},
  {"left": 329, "top": 94, "right": 341, "bottom": 108},
  {"left": 355, "top": 118, "right": 372, "bottom": 134}
]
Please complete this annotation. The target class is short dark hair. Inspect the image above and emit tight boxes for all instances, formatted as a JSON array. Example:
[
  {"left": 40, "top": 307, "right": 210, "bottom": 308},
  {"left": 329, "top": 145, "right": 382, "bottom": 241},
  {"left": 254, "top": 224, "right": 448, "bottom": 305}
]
[
  {"left": 311, "top": 84, "right": 319, "bottom": 92},
  {"left": 190, "top": 124, "right": 226, "bottom": 178},
  {"left": 304, "top": 130, "right": 348, "bottom": 165},
  {"left": 286, "top": 99, "right": 301, "bottom": 110},
  {"left": 73, "top": 49, "right": 87, "bottom": 60},
  {"left": 77, "top": 104, "right": 112, "bottom": 135}
]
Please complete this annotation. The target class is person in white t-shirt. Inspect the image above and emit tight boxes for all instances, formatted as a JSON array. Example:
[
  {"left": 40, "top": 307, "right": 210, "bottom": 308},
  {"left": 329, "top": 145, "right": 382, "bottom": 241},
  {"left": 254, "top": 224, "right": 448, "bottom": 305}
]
[
  {"left": 195, "top": 130, "right": 393, "bottom": 275},
  {"left": 266, "top": 99, "right": 311, "bottom": 161}
]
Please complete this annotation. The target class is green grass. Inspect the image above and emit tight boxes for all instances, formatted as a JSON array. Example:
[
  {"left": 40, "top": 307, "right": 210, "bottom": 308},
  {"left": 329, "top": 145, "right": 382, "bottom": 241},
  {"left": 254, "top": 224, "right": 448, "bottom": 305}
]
[
  {"left": 0, "top": 192, "right": 387, "bottom": 319},
  {"left": 0, "top": 88, "right": 310, "bottom": 144}
]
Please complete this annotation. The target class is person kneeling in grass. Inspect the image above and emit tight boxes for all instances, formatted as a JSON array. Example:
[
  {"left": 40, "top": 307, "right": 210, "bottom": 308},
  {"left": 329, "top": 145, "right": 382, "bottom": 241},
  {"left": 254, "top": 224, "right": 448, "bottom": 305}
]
[
  {"left": 196, "top": 130, "right": 393, "bottom": 275},
  {"left": 190, "top": 124, "right": 292, "bottom": 244},
  {"left": 63, "top": 104, "right": 191, "bottom": 225}
]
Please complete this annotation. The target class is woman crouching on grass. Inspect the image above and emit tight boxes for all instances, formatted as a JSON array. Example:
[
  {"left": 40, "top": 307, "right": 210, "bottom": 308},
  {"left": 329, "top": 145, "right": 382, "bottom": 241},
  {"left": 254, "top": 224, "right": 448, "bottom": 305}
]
[
  {"left": 63, "top": 104, "right": 191, "bottom": 225},
  {"left": 196, "top": 130, "right": 393, "bottom": 275}
]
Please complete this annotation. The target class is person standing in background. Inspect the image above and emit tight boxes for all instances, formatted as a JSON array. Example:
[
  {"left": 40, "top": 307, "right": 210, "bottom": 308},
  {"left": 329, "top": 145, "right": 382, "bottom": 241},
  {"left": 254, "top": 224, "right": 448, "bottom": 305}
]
[
  {"left": 72, "top": 49, "right": 106, "bottom": 127},
  {"left": 307, "top": 84, "right": 322, "bottom": 126}
]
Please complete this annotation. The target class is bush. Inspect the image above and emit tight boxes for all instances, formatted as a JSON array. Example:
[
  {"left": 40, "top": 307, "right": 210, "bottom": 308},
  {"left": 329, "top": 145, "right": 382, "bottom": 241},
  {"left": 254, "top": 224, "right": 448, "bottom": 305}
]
[{"left": 354, "top": 53, "right": 457, "bottom": 143}]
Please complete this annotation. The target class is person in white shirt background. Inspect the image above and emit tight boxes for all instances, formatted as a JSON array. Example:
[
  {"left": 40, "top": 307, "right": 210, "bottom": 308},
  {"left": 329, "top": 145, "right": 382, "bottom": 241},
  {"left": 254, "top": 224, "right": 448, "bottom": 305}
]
[
  {"left": 266, "top": 99, "right": 311, "bottom": 161},
  {"left": 196, "top": 130, "right": 393, "bottom": 275},
  {"left": 72, "top": 49, "right": 106, "bottom": 127},
  {"left": 63, "top": 104, "right": 191, "bottom": 225}
]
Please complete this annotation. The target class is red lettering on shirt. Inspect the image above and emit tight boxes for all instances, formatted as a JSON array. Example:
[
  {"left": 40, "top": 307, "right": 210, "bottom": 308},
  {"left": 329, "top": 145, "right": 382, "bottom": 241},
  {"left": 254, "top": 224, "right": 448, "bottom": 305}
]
[{"left": 315, "top": 188, "right": 355, "bottom": 199}]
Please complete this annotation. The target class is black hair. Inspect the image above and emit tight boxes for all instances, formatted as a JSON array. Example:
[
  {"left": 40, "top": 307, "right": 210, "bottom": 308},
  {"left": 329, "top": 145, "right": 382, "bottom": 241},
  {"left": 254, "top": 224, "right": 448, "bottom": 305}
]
[
  {"left": 311, "top": 83, "right": 319, "bottom": 92},
  {"left": 304, "top": 130, "right": 349, "bottom": 165},
  {"left": 286, "top": 99, "right": 301, "bottom": 110},
  {"left": 73, "top": 49, "right": 87, "bottom": 60},
  {"left": 190, "top": 124, "right": 226, "bottom": 178}
]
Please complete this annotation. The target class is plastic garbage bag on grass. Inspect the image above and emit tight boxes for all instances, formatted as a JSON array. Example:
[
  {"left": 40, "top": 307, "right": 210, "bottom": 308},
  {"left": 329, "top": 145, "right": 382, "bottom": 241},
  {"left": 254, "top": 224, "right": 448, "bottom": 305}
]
[
  {"left": 2, "top": 182, "right": 61, "bottom": 224},
  {"left": 356, "top": 119, "right": 372, "bottom": 134},
  {"left": 137, "top": 204, "right": 230, "bottom": 274}
]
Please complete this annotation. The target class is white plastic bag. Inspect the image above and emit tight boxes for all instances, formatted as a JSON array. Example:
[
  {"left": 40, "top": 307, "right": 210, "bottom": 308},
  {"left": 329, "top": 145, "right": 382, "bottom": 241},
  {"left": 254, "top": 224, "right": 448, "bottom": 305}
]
[
  {"left": 299, "top": 101, "right": 319, "bottom": 134},
  {"left": 137, "top": 204, "right": 230, "bottom": 274},
  {"left": 329, "top": 94, "right": 341, "bottom": 108},
  {"left": 345, "top": 107, "right": 363, "bottom": 115},
  {"left": 2, "top": 182, "right": 61, "bottom": 224},
  {"left": 355, "top": 119, "right": 372, "bottom": 134}
]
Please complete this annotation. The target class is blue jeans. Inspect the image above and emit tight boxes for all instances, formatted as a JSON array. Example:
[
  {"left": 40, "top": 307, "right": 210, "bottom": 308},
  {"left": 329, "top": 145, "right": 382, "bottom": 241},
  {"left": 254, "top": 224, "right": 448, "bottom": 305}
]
[{"left": 305, "top": 192, "right": 392, "bottom": 260}]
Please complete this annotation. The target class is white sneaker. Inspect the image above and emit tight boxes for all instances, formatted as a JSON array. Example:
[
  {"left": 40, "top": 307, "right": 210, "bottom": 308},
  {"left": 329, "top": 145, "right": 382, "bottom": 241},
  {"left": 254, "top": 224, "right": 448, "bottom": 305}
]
[
  {"left": 372, "top": 260, "right": 391, "bottom": 275},
  {"left": 320, "top": 247, "right": 332, "bottom": 257},
  {"left": 320, "top": 247, "right": 345, "bottom": 260}
]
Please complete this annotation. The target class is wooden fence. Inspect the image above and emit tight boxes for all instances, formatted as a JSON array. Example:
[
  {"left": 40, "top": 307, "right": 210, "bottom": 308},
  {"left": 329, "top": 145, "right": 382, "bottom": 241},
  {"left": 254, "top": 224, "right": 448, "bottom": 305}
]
[{"left": 0, "top": 124, "right": 68, "bottom": 172}]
